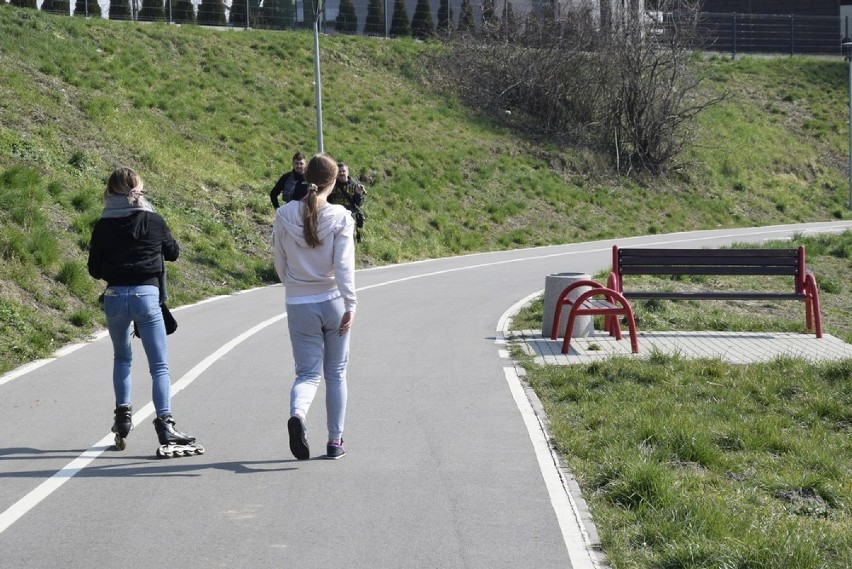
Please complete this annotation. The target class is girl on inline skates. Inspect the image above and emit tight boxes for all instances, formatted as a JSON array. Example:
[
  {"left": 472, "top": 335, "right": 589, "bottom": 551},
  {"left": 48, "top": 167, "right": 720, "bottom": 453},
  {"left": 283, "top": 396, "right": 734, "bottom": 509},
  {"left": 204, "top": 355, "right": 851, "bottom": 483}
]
[{"left": 88, "top": 167, "right": 202, "bottom": 458}]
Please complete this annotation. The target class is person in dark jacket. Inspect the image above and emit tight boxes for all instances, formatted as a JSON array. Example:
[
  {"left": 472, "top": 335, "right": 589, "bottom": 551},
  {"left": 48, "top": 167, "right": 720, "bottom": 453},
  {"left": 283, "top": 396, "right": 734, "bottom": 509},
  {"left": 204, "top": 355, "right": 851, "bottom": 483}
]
[
  {"left": 328, "top": 161, "right": 366, "bottom": 241},
  {"left": 88, "top": 167, "right": 200, "bottom": 456},
  {"left": 269, "top": 152, "right": 307, "bottom": 209}
]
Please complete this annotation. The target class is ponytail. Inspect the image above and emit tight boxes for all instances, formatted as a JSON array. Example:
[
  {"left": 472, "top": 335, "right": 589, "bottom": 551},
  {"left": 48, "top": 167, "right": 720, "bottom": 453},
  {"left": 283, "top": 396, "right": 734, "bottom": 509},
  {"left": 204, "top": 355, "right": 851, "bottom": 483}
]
[{"left": 302, "top": 183, "right": 321, "bottom": 247}]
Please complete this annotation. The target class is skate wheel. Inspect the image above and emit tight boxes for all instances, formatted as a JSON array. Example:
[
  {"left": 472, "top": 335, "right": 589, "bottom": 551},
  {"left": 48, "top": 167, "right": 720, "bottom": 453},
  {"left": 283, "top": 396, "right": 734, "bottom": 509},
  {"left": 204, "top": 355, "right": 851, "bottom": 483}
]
[
  {"left": 194, "top": 445, "right": 205, "bottom": 455},
  {"left": 156, "top": 446, "right": 173, "bottom": 459},
  {"left": 114, "top": 433, "right": 126, "bottom": 451}
]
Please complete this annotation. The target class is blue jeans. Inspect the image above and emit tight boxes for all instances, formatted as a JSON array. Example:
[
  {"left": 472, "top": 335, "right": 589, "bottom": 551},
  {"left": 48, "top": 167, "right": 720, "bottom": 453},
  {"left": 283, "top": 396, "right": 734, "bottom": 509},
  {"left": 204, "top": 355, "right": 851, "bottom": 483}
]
[
  {"left": 102, "top": 285, "right": 171, "bottom": 417},
  {"left": 287, "top": 297, "right": 349, "bottom": 440}
]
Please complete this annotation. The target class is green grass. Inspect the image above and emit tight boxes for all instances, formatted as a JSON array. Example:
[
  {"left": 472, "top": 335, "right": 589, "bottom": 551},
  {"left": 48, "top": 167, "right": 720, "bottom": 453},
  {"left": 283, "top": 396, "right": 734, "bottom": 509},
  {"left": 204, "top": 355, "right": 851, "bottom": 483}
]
[
  {"left": 516, "top": 354, "right": 852, "bottom": 569},
  {"left": 509, "top": 232, "right": 852, "bottom": 568},
  {"left": 0, "top": 9, "right": 849, "bottom": 366},
  {"left": 2, "top": 8, "right": 851, "bottom": 566}
]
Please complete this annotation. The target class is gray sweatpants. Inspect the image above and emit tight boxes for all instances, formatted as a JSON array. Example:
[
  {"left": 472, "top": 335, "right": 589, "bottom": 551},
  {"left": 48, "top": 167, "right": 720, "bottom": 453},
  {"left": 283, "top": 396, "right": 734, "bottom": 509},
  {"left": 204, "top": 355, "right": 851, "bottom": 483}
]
[{"left": 286, "top": 297, "right": 349, "bottom": 440}]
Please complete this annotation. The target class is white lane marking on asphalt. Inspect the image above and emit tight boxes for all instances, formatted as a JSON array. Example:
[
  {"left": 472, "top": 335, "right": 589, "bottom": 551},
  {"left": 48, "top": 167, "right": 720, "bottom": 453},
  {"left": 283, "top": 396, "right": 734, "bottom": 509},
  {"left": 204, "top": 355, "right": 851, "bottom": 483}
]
[
  {"left": 2, "top": 221, "right": 850, "bottom": 532},
  {"left": 0, "top": 313, "right": 286, "bottom": 535},
  {"left": 501, "top": 365, "right": 599, "bottom": 569},
  {"left": 498, "top": 292, "right": 601, "bottom": 568},
  {"left": 3, "top": 222, "right": 849, "bottom": 389}
]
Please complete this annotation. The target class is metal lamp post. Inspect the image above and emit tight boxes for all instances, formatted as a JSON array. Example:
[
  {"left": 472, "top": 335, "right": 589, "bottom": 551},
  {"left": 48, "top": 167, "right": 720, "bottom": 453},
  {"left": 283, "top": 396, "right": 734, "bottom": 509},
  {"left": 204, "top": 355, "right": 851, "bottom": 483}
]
[
  {"left": 844, "top": 42, "right": 852, "bottom": 211},
  {"left": 312, "top": 0, "right": 326, "bottom": 153}
]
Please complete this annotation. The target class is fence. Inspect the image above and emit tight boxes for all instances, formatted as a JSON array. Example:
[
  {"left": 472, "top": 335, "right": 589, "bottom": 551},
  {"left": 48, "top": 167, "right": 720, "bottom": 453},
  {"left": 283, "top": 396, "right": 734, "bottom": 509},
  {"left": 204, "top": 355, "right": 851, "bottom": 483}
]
[
  {"left": 24, "top": 1, "right": 849, "bottom": 56},
  {"left": 698, "top": 12, "right": 842, "bottom": 56}
]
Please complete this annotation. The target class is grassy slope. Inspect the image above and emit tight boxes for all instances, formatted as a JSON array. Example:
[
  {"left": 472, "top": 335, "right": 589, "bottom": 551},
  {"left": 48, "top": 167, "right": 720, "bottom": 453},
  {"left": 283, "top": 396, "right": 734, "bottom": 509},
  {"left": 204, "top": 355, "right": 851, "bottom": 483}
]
[{"left": 1, "top": 5, "right": 851, "bottom": 374}]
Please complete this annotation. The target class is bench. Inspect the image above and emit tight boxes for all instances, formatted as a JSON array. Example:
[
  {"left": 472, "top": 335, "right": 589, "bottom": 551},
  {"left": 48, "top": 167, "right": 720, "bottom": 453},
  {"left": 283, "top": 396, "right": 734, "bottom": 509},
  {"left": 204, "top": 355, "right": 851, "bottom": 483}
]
[{"left": 605, "top": 245, "right": 823, "bottom": 338}]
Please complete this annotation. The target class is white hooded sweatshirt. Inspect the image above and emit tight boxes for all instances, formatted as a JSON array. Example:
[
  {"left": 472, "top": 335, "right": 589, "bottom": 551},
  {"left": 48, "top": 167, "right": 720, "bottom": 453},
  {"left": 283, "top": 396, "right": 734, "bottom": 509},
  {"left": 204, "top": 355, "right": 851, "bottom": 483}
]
[{"left": 273, "top": 200, "right": 357, "bottom": 313}]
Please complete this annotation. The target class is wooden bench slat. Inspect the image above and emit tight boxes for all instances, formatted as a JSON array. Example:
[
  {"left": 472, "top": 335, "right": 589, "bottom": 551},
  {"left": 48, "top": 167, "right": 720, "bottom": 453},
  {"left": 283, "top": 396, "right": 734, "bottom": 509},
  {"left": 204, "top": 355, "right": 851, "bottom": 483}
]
[
  {"left": 624, "top": 292, "right": 805, "bottom": 301},
  {"left": 619, "top": 266, "right": 799, "bottom": 276},
  {"left": 619, "top": 248, "right": 799, "bottom": 258}
]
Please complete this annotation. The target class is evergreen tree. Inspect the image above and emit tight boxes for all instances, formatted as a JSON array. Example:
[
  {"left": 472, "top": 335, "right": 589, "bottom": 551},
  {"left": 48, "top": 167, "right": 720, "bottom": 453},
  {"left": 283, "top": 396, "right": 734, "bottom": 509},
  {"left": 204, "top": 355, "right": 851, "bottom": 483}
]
[
  {"left": 109, "top": 0, "right": 132, "bottom": 20},
  {"left": 230, "top": 0, "right": 248, "bottom": 26},
  {"left": 172, "top": 0, "right": 195, "bottom": 23},
  {"left": 335, "top": 0, "right": 357, "bottom": 34},
  {"left": 499, "top": 0, "right": 516, "bottom": 41},
  {"left": 364, "top": 0, "right": 384, "bottom": 36},
  {"left": 42, "top": 0, "right": 70, "bottom": 14},
  {"left": 11, "top": 0, "right": 39, "bottom": 8},
  {"left": 437, "top": 0, "right": 450, "bottom": 35},
  {"left": 389, "top": 0, "right": 410, "bottom": 37},
  {"left": 481, "top": 0, "right": 501, "bottom": 37},
  {"left": 197, "top": 0, "right": 226, "bottom": 24},
  {"left": 302, "top": 0, "right": 317, "bottom": 26},
  {"left": 74, "top": 0, "right": 103, "bottom": 16},
  {"left": 139, "top": 0, "right": 165, "bottom": 20},
  {"left": 411, "top": 0, "right": 434, "bottom": 39},
  {"left": 260, "top": 0, "right": 293, "bottom": 29},
  {"left": 456, "top": 0, "right": 474, "bottom": 34},
  {"left": 481, "top": 0, "right": 494, "bottom": 25}
]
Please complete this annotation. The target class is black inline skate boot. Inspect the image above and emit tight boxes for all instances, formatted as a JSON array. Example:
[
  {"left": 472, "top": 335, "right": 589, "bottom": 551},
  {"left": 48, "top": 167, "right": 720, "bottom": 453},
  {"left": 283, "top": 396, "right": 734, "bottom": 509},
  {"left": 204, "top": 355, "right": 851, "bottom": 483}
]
[
  {"left": 153, "top": 414, "right": 204, "bottom": 458},
  {"left": 112, "top": 405, "right": 133, "bottom": 451}
]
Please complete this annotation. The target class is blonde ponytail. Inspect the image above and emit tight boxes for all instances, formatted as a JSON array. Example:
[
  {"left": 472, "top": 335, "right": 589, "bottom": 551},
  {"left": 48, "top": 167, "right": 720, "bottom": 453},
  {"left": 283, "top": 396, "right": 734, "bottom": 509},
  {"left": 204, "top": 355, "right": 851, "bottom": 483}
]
[{"left": 302, "top": 183, "right": 321, "bottom": 247}]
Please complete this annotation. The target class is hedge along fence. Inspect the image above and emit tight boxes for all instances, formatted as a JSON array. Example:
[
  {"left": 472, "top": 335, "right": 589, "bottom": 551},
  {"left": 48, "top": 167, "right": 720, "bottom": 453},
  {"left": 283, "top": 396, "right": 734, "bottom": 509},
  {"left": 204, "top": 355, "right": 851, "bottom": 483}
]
[{"left": 20, "top": 0, "right": 849, "bottom": 56}]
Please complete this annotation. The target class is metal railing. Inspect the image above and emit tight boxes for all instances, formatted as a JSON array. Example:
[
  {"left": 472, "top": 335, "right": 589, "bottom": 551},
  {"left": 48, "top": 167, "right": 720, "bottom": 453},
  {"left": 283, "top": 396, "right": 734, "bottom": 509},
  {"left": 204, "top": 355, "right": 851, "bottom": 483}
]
[{"left": 698, "top": 12, "right": 841, "bottom": 56}]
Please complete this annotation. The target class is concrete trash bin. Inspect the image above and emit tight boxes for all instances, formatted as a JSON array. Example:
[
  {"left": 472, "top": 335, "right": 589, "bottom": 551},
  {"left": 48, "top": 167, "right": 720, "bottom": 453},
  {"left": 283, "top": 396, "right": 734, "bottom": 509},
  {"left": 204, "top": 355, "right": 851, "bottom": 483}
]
[{"left": 541, "top": 272, "right": 595, "bottom": 339}]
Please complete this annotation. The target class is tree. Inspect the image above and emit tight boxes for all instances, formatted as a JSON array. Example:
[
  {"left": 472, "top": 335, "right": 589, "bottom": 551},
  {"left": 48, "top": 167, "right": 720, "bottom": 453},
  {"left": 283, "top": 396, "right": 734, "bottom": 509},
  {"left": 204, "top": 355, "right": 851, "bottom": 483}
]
[
  {"left": 11, "top": 0, "right": 39, "bottom": 8},
  {"left": 481, "top": 0, "right": 495, "bottom": 26},
  {"left": 497, "top": 0, "right": 516, "bottom": 41},
  {"left": 302, "top": 0, "right": 317, "bottom": 26},
  {"left": 364, "top": 0, "right": 384, "bottom": 36},
  {"left": 230, "top": 0, "right": 248, "bottom": 26},
  {"left": 260, "top": 0, "right": 293, "bottom": 29},
  {"left": 197, "top": 0, "right": 226, "bottom": 25},
  {"left": 42, "top": 0, "right": 70, "bottom": 14},
  {"left": 139, "top": 0, "right": 165, "bottom": 20},
  {"left": 456, "top": 0, "right": 475, "bottom": 35},
  {"left": 437, "top": 0, "right": 451, "bottom": 35},
  {"left": 389, "top": 0, "right": 410, "bottom": 37},
  {"left": 74, "top": 0, "right": 103, "bottom": 16},
  {"left": 109, "top": 0, "right": 132, "bottom": 19},
  {"left": 411, "top": 0, "right": 434, "bottom": 39},
  {"left": 480, "top": 0, "right": 501, "bottom": 37},
  {"left": 172, "top": 0, "right": 195, "bottom": 23},
  {"left": 335, "top": 0, "right": 357, "bottom": 33}
]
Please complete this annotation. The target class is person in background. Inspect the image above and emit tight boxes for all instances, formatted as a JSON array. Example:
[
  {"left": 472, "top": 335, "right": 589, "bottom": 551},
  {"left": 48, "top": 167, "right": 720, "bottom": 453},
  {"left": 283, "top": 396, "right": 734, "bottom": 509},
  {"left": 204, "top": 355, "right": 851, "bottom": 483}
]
[
  {"left": 328, "top": 161, "right": 366, "bottom": 242},
  {"left": 87, "top": 167, "right": 201, "bottom": 457},
  {"left": 273, "top": 154, "right": 357, "bottom": 460},
  {"left": 269, "top": 152, "right": 307, "bottom": 209}
]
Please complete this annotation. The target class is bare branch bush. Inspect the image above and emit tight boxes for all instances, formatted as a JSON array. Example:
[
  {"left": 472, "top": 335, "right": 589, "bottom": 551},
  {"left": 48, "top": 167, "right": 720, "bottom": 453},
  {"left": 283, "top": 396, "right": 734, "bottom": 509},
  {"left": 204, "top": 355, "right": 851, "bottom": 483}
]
[{"left": 428, "top": 0, "right": 723, "bottom": 175}]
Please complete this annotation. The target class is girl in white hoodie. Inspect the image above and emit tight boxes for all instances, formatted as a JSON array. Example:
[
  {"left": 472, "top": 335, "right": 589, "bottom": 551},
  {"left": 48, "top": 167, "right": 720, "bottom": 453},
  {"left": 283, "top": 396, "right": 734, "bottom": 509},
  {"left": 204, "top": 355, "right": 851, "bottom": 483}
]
[{"left": 273, "top": 154, "right": 357, "bottom": 460}]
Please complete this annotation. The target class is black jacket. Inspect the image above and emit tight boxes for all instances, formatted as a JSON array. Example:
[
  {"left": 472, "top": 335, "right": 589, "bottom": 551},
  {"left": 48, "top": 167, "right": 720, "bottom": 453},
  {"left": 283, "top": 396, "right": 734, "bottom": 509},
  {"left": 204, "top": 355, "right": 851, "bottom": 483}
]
[
  {"left": 269, "top": 170, "right": 307, "bottom": 209},
  {"left": 88, "top": 211, "right": 179, "bottom": 288}
]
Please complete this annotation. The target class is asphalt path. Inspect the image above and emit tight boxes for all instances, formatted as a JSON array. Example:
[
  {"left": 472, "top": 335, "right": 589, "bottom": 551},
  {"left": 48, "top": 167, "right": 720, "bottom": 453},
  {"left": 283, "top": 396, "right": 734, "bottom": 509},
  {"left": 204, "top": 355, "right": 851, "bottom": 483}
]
[{"left": 2, "top": 221, "right": 850, "bottom": 569}]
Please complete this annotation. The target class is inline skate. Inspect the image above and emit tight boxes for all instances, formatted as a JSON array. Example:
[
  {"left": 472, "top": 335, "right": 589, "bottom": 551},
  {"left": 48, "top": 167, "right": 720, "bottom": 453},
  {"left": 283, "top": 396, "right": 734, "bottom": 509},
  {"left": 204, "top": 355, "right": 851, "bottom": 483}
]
[
  {"left": 112, "top": 405, "right": 133, "bottom": 451},
  {"left": 153, "top": 414, "right": 204, "bottom": 458}
]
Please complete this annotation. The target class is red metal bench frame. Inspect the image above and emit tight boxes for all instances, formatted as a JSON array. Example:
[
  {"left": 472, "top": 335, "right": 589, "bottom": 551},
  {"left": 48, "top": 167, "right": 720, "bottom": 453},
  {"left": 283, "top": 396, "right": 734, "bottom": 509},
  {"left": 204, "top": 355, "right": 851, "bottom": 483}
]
[{"left": 550, "top": 280, "right": 639, "bottom": 354}]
